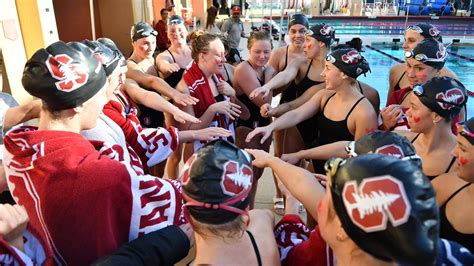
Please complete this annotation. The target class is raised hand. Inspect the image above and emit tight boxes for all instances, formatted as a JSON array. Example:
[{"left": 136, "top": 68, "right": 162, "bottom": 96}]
[
  {"left": 172, "top": 91, "right": 199, "bottom": 106},
  {"left": 260, "top": 103, "right": 274, "bottom": 118},
  {"left": 193, "top": 127, "right": 232, "bottom": 141},
  {"left": 381, "top": 104, "right": 403, "bottom": 130},
  {"left": 211, "top": 101, "right": 241, "bottom": 120},
  {"left": 245, "top": 126, "right": 273, "bottom": 144},
  {"left": 216, "top": 81, "right": 236, "bottom": 98},
  {"left": 249, "top": 85, "right": 270, "bottom": 100},
  {"left": 281, "top": 152, "right": 301, "bottom": 165},
  {"left": 173, "top": 109, "right": 201, "bottom": 124},
  {"left": 245, "top": 148, "right": 274, "bottom": 168}
]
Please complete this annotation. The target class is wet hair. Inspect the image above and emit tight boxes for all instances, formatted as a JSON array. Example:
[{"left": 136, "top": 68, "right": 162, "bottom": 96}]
[
  {"left": 191, "top": 215, "right": 246, "bottom": 239},
  {"left": 247, "top": 30, "right": 273, "bottom": 50},
  {"left": 206, "top": 6, "right": 218, "bottom": 30},
  {"left": 191, "top": 32, "right": 221, "bottom": 62}
]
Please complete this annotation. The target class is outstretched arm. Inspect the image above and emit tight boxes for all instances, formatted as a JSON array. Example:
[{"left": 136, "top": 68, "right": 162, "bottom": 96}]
[
  {"left": 126, "top": 64, "right": 198, "bottom": 106},
  {"left": 281, "top": 141, "right": 349, "bottom": 165},
  {"left": 123, "top": 79, "right": 199, "bottom": 124},
  {"left": 246, "top": 149, "right": 325, "bottom": 222}
]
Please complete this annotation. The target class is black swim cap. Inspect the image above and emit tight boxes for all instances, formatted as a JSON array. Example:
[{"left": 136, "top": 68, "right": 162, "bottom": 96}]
[
  {"left": 346, "top": 131, "right": 421, "bottom": 167},
  {"left": 326, "top": 48, "right": 370, "bottom": 79},
  {"left": 181, "top": 140, "right": 254, "bottom": 225},
  {"left": 406, "top": 23, "right": 443, "bottom": 42},
  {"left": 288, "top": 13, "right": 309, "bottom": 29},
  {"left": 413, "top": 77, "right": 467, "bottom": 119},
  {"left": 131, "top": 21, "right": 157, "bottom": 41},
  {"left": 458, "top": 117, "right": 474, "bottom": 145},
  {"left": 22, "top": 41, "right": 107, "bottom": 111},
  {"left": 405, "top": 38, "right": 447, "bottom": 70},
  {"left": 306, "top": 23, "right": 335, "bottom": 47},
  {"left": 96, "top": 38, "right": 127, "bottom": 69},
  {"left": 327, "top": 154, "right": 438, "bottom": 265},
  {"left": 82, "top": 40, "right": 126, "bottom": 77}
]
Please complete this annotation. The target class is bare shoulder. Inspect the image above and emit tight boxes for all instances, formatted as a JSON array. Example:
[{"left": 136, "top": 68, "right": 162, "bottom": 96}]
[
  {"left": 156, "top": 51, "right": 173, "bottom": 63},
  {"left": 432, "top": 172, "right": 468, "bottom": 206}
]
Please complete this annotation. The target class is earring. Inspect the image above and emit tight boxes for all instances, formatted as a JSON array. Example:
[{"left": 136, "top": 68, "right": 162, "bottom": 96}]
[{"left": 336, "top": 233, "right": 345, "bottom": 242}]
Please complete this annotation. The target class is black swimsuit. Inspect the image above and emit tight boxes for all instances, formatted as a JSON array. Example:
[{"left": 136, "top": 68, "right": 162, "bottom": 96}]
[
  {"left": 279, "top": 46, "right": 293, "bottom": 104},
  {"left": 394, "top": 72, "right": 405, "bottom": 92},
  {"left": 311, "top": 94, "right": 365, "bottom": 173},
  {"left": 164, "top": 49, "right": 186, "bottom": 88},
  {"left": 411, "top": 134, "right": 456, "bottom": 180},
  {"left": 236, "top": 62, "right": 271, "bottom": 129},
  {"left": 439, "top": 183, "right": 474, "bottom": 252},
  {"left": 223, "top": 64, "right": 233, "bottom": 85},
  {"left": 127, "top": 58, "right": 165, "bottom": 128},
  {"left": 293, "top": 60, "right": 325, "bottom": 145},
  {"left": 247, "top": 230, "right": 262, "bottom": 266}
]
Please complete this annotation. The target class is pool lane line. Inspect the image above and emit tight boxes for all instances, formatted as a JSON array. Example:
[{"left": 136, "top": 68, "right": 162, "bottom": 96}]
[
  {"left": 365, "top": 45, "right": 404, "bottom": 63},
  {"left": 446, "top": 51, "right": 474, "bottom": 62}
]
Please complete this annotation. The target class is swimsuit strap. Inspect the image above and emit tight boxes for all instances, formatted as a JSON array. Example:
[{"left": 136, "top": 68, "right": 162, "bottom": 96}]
[
  {"left": 345, "top": 97, "right": 365, "bottom": 120},
  {"left": 411, "top": 133, "right": 421, "bottom": 143},
  {"left": 167, "top": 49, "right": 177, "bottom": 63},
  {"left": 246, "top": 230, "right": 262, "bottom": 266},
  {"left": 321, "top": 93, "right": 337, "bottom": 112}
]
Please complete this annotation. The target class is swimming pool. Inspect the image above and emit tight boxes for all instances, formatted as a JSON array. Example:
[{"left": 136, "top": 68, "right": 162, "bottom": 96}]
[{"left": 358, "top": 43, "right": 474, "bottom": 118}]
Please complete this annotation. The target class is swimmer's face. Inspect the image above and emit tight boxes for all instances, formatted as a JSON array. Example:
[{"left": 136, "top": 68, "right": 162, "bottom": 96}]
[
  {"left": 168, "top": 23, "right": 188, "bottom": 45},
  {"left": 452, "top": 134, "right": 474, "bottom": 182},
  {"left": 289, "top": 24, "right": 307, "bottom": 47},
  {"left": 303, "top": 37, "right": 321, "bottom": 59},
  {"left": 403, "top": 30, "right": 425, "bottom": 51},
  {"left": 405, "top": 58, "right": 438, "bottom": 87},
  {"left": 321, "top": 61, "right": 344, "bottom": 90},
  {"left": 199, "top": 39, "right": 226, "bottom": 74},
  {"left": 249, "top": 40, "right": 272, "bottom": 68},
  {"left": 132, "top": 36, "right": 156, "bottom": 59},
  {"left": 106, "top": 65, "right": 127, "bottom": 99},
  {"left": 406, "top": 94, "right": 434, "bottom": 133}
]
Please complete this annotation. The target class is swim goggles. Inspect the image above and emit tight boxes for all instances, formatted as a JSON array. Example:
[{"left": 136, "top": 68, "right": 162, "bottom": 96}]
[
  {"left": 168, "top": 17, "right": 184, "bottom": 25},
  {"left": 412, "top": 85, "right": 464, "bottom": 108},
  {"left": 325, "top": 54, "right": 336, "bottom": 63},
  {"left": 324, "top": 157, "right": 345, "bottom": 178},
  {"left": 457, "top": 122, "right": 474, "bottom": 140},
  {"left": 405, "top": 50, "right": 447, "bottom": 63},
  {"left": 406, "top": 25, "right": 424, "bottom": 33}
]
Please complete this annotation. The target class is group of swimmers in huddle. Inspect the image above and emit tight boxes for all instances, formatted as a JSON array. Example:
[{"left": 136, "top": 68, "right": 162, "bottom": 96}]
[{"left": 0, "top": 11, "right": 471, "bottom": 265}]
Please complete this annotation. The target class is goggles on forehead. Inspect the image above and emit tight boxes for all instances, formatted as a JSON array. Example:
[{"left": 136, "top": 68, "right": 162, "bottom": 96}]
[
  {"left": 406, "top": 25, "right": 424, "bottom": 34},
  {"left": 457, "top": 122, "right": 474, "bottom": 140},
  {"left": 405, "top": 50, "right": 446, "bottom": 63},
  {"left": 325, "top": 54, "right": 337, "bottom": 63},
  {"left": 324, "top": 157, "right": 345, "bottom": 178},
  {"left": 168, "top": 18, "right": 184, "bottom": 25},
  {"left": 412, "top": 85, "right": 464, "bottom": 108}
]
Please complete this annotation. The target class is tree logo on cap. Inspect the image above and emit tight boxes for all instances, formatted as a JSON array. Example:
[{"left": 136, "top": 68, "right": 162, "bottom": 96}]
[
  {"left": 320, "top": 24, "right": 334, "bottom": 36},
  {"left": 342, "top": 175, "right": 411, "bottom": 233},
  {"left": 341, "top": 50, "right": 361, "bottom": 64},
  {"left": 435, "top": 88, "right": 465, "bottom": 110},
  {"left": 221, "top": 161, "right": 252, "bottom": 196},
  {"left": 429, "top": 27, "right": 440, "bottom": 37},
  {"left": 374, "top": 145, "right": 405, "bottom": 159},
  {"left": 46, "top": 54, "right": 89, "bottom": 92}
]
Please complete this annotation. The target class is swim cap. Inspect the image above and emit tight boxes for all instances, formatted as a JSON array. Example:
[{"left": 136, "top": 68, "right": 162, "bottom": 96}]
[
  {"left": 22, "top": 41, "right": 107, "bottom": 111},
  {"left": 413, "top": 77, "right": 467, "bottom": 119},
  {"left": 346, "top": 131, "right": 421, "bottom": 166},
  {"left": 130, "top": 21, "right": 157, "bottom": 41},
  {"left": 181, "top": 140, "right": 254, "bottom": 225},
  {"left": 326, "top": 48, "right": 370, "bottom": 79},
  {"left": 306, "top": 23, "right": 335, "bottom": 47},
  {"left": 405, "top": 38, "right": 447, "bottom": 70},
  {"left": 168, "top": 15, "right": 184, "bottom": 25},
  {"left": 458, "top": 117, "right": 474, "bottom": 145},
  {"left": 288, "top": 13, "right": 309, "bottom": 29},
  {"left": 82, "top": 40, "right": 126, "bottom": 76},
  {"left": 406, "top": 23, "right": 443, "bottom": 42},
  {"left": 327, "top": 154, "right": 438, "bottom": 264}
]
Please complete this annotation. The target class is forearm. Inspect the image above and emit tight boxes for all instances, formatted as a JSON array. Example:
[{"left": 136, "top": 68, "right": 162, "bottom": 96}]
[
  {"left": 264, "top": 70, "right": 293, "bottom": 91},
  {"left": 151, "top": 78, "right": 178, "bottom": 99},
  {"left": 177, "top": 130, "right": 196, "bottom": 143},
  {"left": 297, "top": 141, "right": 349, "bottom": 161},
  {"left": 266, "top": 157, "right": 324, "bottom": 219},
  {"left": 183, "top": 107, "right": 217, "bottom": 131},
  {"left": 270, "top": 109, "right": 303, "bottom": 131},
  {"left": 142, "top": 92, "right": 181, "bottom": 115}
]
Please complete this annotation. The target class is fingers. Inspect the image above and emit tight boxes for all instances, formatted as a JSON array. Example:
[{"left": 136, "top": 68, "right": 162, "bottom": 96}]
[
  {"left": 249, "top": 88, "right": 264, "bottom": 100},
  {"left": 260, "top": 130, "right": 271, "bottom": 144},
  {"left": 170, "top": 63, "right": 180, "bottom": 73},
  {"left": 175, "top": 94, "right": 199, "bottom": 106},
  {"left": 245, "top": 130, "right": 259, "bottom": 143}
]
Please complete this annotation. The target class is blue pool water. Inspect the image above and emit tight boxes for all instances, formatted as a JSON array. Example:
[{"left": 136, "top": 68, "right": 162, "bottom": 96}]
[{"left": 357, "top": 44, "right": 474, "bottom": 118}]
